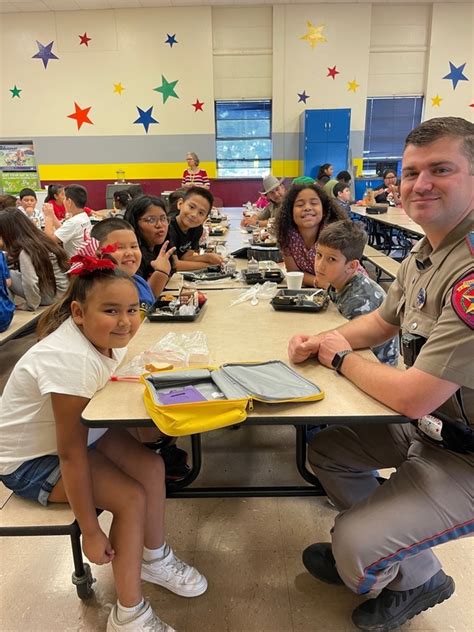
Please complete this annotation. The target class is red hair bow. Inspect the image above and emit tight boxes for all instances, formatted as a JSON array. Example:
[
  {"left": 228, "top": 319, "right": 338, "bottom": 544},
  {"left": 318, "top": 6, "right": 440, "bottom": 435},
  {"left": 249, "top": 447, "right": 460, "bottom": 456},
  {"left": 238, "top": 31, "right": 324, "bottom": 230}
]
[{"left": 68, "top": 237, "right": 118, "bottom": 276}]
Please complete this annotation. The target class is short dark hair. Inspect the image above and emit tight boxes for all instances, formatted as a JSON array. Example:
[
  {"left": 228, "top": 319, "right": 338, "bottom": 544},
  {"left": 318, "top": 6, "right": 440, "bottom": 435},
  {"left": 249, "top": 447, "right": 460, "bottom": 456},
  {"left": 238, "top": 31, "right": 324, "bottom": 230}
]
[
  {"left": 168, "top": 188, "right": 187, "bottom": 216},
  {"left": 318, "top": 220, "right": 368, "bottom": 262},
  {"left": 65, "top": 184, "right": 87, "bottom": 209},
  {"left": 405, "top": 117, "right": 474, "bottom": 170},
  {"left": 113, "top": 190, "right": 131, "bottom": 208},
  {"left": 181, "top": 186, "right": 213, "bottom": 214},
  {"left": 19, "top": 188, "right": 36, "bottom": 199},
  {"left": 333, "top": 182, "right": 350, "bottom": 198},
  {"left": 0, "top": 195, "right": 18, "bottom": 210},
  {"left": 91, "top": 217, "right": 134, "bottom": 242},
  {"left": 336, "top": 171, "right": 351, "bottom": 183}
]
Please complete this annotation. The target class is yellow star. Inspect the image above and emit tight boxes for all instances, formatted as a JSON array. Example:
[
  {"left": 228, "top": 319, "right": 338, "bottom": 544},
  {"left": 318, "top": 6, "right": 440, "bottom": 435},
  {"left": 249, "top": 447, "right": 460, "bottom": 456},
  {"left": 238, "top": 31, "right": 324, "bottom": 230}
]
[
  {"left": 347, "top": 79, "right": 360, "bottom": 92},
  {"left": 300, "top": 20, "right": 327, "bottom": 50},
  {"left": 113, "top": 82, "right": 125, "bottom": 95},
  {"left": 431, "top": 94, "right": 443, "bottom": 107}
]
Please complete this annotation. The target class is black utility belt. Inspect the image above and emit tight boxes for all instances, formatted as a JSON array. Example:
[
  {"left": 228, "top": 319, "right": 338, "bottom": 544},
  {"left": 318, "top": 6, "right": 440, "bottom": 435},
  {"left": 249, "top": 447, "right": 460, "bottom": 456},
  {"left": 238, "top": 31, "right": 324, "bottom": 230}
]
[{"left": 412, "top": 415, "right": 474, "bottom": 454}]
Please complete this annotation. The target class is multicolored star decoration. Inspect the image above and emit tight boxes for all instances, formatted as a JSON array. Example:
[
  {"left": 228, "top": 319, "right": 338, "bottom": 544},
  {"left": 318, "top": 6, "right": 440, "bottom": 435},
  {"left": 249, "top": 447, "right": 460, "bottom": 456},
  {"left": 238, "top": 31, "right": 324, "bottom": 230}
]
[
  {"left": 442, "top": 61, "right": 469, "bottom": 90},
  {"left": 347, "top": 79, "right": 360, "bottom": 92},
  {"left": 192, "top": 99, "right": 204, "bottom": 111},
  {"left": 79, "top": 32, "right": 91, "bottom": 47},
  {"left": 133, "top": 106, "right": 159, "bottom": 133},
  {"left": 113, "top": 83, "right": 125, "bottom": 95},
  {"left": 165, "top": 34, "right": 178, "bottom": 48},
  {"left": 32, "top": 40, "right": 59, "bottom": 69},
  {"left": 431, "top": 94, "right": 443, "bottom": 107},
  {"left": 153, "top": 75, "right": 179, "bottom": 104},
  {"left": 67, "top": 102, "right": 93, "bottom": 130},
  {"left": 300, "top": 20, "right": 327, "bottom": 50},
  {"left": 10, "top": 85, "right": 22, "bottom": 98},
  {"left": 297, "top": 91, "right": 310, "bottom": 104},
  {"left": 327, "top": 66, "right": 339, "bottom": 80}
]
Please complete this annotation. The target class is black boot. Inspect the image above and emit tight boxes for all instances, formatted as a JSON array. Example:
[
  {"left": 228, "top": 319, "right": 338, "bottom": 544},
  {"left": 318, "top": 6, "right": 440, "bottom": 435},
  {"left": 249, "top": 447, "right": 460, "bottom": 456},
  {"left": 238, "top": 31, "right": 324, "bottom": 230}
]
[
  {"left": 302, "top": 543, "right": 344, "bottom": 585},
  {"left": 352, "top": 569, "right": 455, "bottom": 631}
]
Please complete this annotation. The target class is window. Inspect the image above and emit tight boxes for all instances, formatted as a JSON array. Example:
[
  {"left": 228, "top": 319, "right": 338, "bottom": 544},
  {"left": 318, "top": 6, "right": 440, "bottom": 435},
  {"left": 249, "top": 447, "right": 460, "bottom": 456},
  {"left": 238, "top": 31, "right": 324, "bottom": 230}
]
[
  {"left": 215, "top": 100, "right": 272, "bottom": 178},
  {"left": 363, "top": 97, "right": 423, "bottom": 174}
]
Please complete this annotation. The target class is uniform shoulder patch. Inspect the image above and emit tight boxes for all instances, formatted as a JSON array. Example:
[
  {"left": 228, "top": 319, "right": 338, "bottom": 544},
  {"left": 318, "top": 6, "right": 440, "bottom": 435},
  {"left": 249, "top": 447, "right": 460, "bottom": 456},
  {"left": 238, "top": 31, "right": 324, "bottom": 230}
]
[{"left": 451, "top": 272, "right": 474, "bottom": 329}]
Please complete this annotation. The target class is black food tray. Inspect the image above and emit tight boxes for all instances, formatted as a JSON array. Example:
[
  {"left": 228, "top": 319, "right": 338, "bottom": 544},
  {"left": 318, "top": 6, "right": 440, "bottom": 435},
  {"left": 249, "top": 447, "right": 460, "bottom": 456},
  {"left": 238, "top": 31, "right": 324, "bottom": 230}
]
[
  {"left": 271, "top": 289, "right": 329, "bottom": 313},
  {"left": 147, "top": 297, "right": 206, "bottom": 322},
  {"left": 242, "top": 269, "right": 285, "bottom": 285},
  {"left": 249, "top": 240, "right": 278, "bottom": 248},
  {"left": 182, "top": 270, "right": 235, "bottom": 282}
]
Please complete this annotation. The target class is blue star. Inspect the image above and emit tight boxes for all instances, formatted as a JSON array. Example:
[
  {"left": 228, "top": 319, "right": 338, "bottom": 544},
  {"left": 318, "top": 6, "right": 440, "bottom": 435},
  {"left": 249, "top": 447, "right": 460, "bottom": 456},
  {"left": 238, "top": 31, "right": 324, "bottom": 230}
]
[
  {"left": 165, "top": 33, "right": 178, "bottom": 48},
  {"left": 442, "top": 61, "right": 469, "bottom": 90},
  {"left": 298, "top": 91, "right": 310, "bottom": 103},
  {"left": 32, "top": 40, "right": 59, "bottom": 69},
  {"left": 133, "top": 106, "right": 159, "bottom": 133}
]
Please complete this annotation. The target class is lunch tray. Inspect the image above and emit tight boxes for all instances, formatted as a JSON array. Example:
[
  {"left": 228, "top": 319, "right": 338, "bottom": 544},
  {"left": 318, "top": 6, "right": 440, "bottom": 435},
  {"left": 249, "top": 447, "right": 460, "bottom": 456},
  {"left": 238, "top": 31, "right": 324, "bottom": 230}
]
[
  {"left": 147, "top": 297, "right": 206, "bottom": 322},
  {"left": 242, "top": 269, "right": 285, "bottom": 285},
  {"left": 182, "top": 270, "right": 235, "bottom": 282},
  {"left": 271, "top": 289, "right": 330, "bottom": 313}
]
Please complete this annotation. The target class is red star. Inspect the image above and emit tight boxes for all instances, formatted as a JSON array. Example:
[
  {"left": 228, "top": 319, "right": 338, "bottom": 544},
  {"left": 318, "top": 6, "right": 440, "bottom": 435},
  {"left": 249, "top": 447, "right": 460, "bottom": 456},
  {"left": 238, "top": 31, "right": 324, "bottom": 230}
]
[
  {"left": 192, "top": 99, "right": 204, "bottom": 112},
  {"left": 79, "top": 32, "right": 91, "bottom": 46},
  {"left": 327, "top": 66, "right": 340, "bottom": 80},
  {"left": 67, "top": 102, "right": 93, "bottom": 130}
]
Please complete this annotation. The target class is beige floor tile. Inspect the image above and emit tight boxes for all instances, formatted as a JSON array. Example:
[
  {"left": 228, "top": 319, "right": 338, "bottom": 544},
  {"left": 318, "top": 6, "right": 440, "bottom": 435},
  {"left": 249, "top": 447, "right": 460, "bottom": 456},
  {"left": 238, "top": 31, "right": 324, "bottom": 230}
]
[
  {"left": 277, "top": 497, "right": 337, "bottom": 552},
  {"left": 186, "top": 549, "right": 292, "bottom": 632}
]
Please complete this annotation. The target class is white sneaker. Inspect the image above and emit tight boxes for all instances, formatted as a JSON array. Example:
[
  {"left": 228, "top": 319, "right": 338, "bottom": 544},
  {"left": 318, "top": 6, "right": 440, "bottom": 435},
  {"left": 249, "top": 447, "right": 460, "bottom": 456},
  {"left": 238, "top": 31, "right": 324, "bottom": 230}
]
[
  {"left": 141, "top": 544, "right": 208, "bottom": 597},
  {"left": 107, "top": 600, "right": 175, "bottom": 632}
]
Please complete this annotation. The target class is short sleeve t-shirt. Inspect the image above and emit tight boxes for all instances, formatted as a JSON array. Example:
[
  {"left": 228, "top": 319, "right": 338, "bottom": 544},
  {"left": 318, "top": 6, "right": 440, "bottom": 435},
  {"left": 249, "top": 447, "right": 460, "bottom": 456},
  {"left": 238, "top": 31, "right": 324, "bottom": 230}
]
[
  {"left": 167, "top": 217, "right": 203, "bottom": 259},
  {"left": 55, "top": 212, "right": 92, "bottom": 258},
  {"left": 133, "top": 274, "right": 155, "bottom": 316},
  {"left": 0, "top": 317, "right": 127, "bottom": 474}
]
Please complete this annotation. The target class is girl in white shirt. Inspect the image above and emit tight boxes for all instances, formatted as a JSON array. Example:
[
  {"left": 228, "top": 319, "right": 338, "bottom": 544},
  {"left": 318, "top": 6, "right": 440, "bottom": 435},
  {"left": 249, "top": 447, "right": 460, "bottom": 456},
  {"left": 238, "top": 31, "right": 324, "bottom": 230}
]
[
  {"left": 0, "top": 208, "right": 69, "bottom": 311},
  {"left": 0, "top": 254, "right": 207, "bottom": 632}
]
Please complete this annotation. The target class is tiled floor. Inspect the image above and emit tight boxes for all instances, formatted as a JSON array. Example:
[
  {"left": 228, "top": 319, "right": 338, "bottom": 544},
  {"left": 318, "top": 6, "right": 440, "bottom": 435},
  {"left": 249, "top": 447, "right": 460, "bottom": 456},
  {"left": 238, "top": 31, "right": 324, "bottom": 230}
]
[{"left": 1, "top": 336, "right": 473, "bottom": 632}]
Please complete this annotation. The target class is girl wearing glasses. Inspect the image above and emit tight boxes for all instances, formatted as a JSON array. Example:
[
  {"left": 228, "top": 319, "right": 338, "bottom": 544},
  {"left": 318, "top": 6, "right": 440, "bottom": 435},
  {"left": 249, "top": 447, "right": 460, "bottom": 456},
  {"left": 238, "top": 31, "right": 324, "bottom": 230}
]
[{"left": 124, "top": 196, "right": 176, "bottom": 284}]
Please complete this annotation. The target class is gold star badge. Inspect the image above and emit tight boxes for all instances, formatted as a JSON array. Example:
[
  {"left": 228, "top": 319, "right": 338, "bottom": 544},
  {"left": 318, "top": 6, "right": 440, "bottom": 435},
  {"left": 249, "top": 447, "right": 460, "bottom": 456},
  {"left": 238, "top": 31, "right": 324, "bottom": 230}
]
[
  {"left": 300, "top": 21, "right": 327, "bottom": 50},
  {"left": 347, "top": 79, "right": 360, "bottom": 92},
  {"left": 431, "top": 94, "right": 442, "bottom": 107},
  {"left": 113, "top": 83, "right": 125, "bottom": 95}
]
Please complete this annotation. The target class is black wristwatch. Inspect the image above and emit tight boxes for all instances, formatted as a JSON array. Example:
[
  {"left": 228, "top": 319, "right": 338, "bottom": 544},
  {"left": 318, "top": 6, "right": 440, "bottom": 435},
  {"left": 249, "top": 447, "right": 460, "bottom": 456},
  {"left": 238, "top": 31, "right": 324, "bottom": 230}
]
[{"left": 331, "top": 349, "right": 353, "bottom": 373}]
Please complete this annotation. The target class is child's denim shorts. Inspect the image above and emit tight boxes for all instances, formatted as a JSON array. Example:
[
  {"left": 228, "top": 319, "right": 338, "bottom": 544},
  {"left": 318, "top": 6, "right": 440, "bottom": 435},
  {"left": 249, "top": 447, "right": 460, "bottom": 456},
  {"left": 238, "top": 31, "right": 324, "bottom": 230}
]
[{"left": 0, "top": 455, "right": 61, "bottom": 506}]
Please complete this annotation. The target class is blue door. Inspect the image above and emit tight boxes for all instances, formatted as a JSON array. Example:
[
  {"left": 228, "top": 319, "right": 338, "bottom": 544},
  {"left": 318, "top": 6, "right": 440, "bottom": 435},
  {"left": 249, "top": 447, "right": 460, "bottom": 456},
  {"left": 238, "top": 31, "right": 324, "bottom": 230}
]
[{"left": 304, "top": 142, "right": 328, "bottom": 178}]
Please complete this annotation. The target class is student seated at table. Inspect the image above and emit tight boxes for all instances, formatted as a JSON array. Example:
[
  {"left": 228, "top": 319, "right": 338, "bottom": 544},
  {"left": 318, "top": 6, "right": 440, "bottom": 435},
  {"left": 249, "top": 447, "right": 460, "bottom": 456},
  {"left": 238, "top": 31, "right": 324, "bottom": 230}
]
[
  {"left": 0, "top": 209, "right": 69, "bottom": 311},
  {"left": 123, "top": 195, "right": 176, "bottom": 283},
  {"left": 315, "top": 220, "right": 399, "bottom": 366},
  {"left": 323, "top": 170, "right": 352, "bottom": 198},
  {"left": 167, "top": 188, "right": 187, "bottom": 219},
  {"left": 333, "top": 182, "right": 352, "bottom": 215},
  {"left": 113, "top": 190, "right": 132, "bottom": 217},
  {"left": 276, "top": 183, "right": 346, "bottom": 287},
  {"left": 17, "top": 188, "right": 44, "bottom": 229},
  {"left": 0, "top": 247, "right": 15, "bottom": 333},
  {"left": 167, "top": 186, "right": 223, "bottom": 271},
  {"left": 0, "top": 195, "right": 18, "bottom": 211},
  {"left": 44, "top": 184, "right": 67, "bottom": 221},
  {"left": 90, "top": 217, "right": 175, "bottom": 316},
  {"left": 0, "top": 258, "right": 207, "bottom": 632},
  {"left": 43, "top": 184, "right": 92, "bottom": 258}
]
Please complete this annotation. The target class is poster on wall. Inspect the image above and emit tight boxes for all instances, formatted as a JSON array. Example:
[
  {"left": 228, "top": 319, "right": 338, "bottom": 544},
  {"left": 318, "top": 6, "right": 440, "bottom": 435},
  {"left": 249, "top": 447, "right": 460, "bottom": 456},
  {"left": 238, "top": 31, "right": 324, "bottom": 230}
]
[
  {"left": 0, "top": 171, "right": 40, "bottom": 194},
  {"left": 0, "top": 142, "right": 36, "bottom": 170}
]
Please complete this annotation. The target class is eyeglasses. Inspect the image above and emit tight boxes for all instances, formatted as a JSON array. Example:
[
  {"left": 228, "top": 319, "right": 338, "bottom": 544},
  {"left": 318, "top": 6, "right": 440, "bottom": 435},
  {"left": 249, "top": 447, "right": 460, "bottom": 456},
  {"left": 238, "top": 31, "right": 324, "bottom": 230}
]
[{"left": 140, "top": 216, "right": 169, "bottom": 225}]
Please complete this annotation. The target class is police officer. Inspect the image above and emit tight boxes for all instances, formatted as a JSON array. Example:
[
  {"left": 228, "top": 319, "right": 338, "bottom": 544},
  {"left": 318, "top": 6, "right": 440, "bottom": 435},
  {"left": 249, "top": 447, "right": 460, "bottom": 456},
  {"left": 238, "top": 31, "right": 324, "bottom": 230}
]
[{"left": 288, "top": 116, "right": 473, "bottom": 631}]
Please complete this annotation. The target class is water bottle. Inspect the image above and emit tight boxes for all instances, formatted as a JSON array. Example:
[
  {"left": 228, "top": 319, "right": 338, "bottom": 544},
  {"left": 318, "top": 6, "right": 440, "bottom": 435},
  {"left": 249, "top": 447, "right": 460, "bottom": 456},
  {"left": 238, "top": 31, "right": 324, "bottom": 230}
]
[
  {"left": 226, "top": 255, "right": 237, "bottom": 276},
  {"left": 247, "top": 256, "right": 259, "bottom": 274}
]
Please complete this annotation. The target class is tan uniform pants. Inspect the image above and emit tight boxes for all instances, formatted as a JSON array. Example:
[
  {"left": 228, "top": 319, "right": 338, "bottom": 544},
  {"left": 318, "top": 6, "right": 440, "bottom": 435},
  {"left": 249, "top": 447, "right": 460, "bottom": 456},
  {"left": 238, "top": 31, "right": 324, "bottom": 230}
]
[{"left": 308, "top": 423, "right": 474, "bottom": 594}]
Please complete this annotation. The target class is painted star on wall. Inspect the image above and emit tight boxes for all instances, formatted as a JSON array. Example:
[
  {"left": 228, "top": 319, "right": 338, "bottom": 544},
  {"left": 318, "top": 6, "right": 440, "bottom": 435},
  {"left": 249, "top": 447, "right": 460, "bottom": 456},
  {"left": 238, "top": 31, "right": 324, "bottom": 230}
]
[
  {"left": 327, "top": 66, "right": 339, "bottom": 80},
  {"left": 153, "top": 75, "right": 179, "bottom": 104},
  {"left": 10, "top": 85, "right": 22, "bottom": 98},
  {"left": 297, "top": 91, "right": 310, "bottom": 103},
  {"left": 442, "top": 61, "right": 469, "bottom": 90},
  {"left": 67, "top": 102, "right": 93, "bottom": 130},
  {"left": 32, "top": 40, "right": 59, "bottom": 69},
  {"left": 300, "top": 21, "right": 327, "bottom": 50},
  {"left": 133, "top": 106, "right": 159, "bottom": 133},
  {"left": 347, "top": 79, "right": 360, "bottom": 92},
  {"left": 113, "top": 83, "right": 125, "bottom": 95},
  {"left": 165, "top": 34, "right": 178, "bottom": 47},
  {"left": 431, "top": 94, "right": 443, "bottom": 107},
  {"left": 79, "top": 32, "right": 91, "bottom": 46},
  {"left": 192, "top": 99, "right": 204, "bottom": 111}
]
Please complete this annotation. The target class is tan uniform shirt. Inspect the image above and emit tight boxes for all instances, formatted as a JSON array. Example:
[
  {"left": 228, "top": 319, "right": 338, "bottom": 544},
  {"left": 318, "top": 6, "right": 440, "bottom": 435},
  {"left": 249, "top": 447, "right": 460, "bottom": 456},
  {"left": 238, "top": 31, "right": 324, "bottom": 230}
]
[
  {"left": 257, "top": 200, "right": 280, "bottom": 221},
  {"left": 379, "top": 211, "right": 474, "bottom": 426}
]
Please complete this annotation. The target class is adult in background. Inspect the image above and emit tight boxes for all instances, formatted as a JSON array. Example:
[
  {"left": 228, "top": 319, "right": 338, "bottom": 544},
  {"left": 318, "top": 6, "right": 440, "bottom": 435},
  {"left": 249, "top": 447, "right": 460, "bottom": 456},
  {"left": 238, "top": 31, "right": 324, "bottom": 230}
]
[
  {"left": 374, "top": 169, "right": 401, "bottom": 206},
  {"left": 288, "top": 117, "right": 473, "bottom": 631},
  {"left": 242, "top": 175, "right": 286, "bottom": 228},
  {"left": 323, "top": 170, "right": 352, "bottom": 197},
  {"left": 316, "top": 163, "right": 333, "bottom": 185},
  {"left": 182, "top": 152, "right": 210, "bottom": 189}
]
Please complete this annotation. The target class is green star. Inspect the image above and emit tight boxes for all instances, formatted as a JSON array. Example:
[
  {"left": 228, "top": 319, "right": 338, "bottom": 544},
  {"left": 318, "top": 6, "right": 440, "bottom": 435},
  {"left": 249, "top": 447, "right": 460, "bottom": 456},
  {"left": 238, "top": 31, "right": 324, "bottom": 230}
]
[
  {"left": 153, "top": 75, "right": 179, "bottom": 104},
  {"left": 10, "top": 85, "right": 22, "bottom": 98}
]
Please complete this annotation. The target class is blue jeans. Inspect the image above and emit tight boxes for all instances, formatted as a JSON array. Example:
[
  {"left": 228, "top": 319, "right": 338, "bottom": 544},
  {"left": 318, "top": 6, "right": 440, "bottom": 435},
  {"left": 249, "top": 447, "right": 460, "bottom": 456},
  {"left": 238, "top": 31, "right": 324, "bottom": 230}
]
[{"left": 0, "top": 454, "right": 61, "bottom": 506}]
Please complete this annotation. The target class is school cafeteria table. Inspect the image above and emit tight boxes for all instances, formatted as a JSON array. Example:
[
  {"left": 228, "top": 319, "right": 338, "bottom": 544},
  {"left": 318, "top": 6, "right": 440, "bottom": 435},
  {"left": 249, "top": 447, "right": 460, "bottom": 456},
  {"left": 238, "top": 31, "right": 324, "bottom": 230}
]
[{"left": 82, "top": 289, "right": 407, "bottom": 498}]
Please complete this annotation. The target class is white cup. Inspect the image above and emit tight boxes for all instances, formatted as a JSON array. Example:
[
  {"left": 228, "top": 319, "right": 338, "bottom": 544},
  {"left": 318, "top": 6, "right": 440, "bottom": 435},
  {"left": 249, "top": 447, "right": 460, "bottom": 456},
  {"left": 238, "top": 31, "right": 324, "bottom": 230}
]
[{"left": 286, "top": 271, "right": 304, "bottom": 290}]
